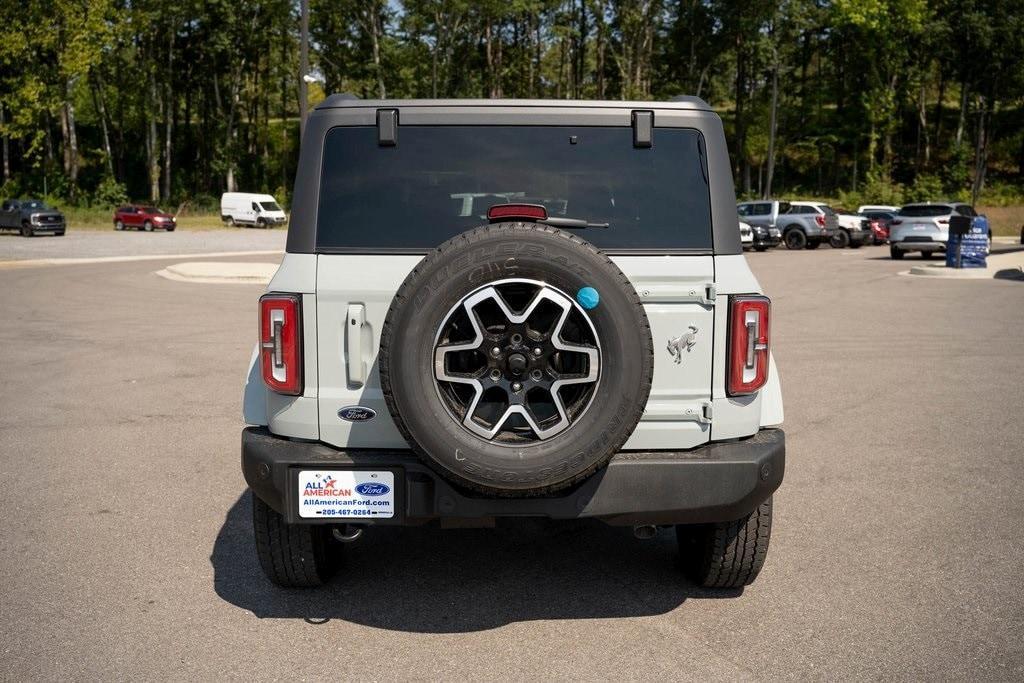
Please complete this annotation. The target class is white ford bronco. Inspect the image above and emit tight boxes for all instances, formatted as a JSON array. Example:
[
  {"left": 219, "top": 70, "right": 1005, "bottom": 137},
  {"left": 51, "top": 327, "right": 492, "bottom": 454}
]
[{"left": 242, "top": 97, "right": 784, "bottom": 589}]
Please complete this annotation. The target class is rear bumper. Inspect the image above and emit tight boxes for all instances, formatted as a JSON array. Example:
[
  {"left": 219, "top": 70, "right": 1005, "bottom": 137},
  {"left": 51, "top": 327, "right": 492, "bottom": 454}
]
[
  {"left": 848, "top": 229, "right": 873, "bottom": 245},
  {"left": 893, "top": 238, "right": 946, "bottom": 251},
  {"left": 241, "top": 427, "right": 785, "bottom": 526},
  {"left": 753, "top": 230, "right": 781, "bottom": 248}
]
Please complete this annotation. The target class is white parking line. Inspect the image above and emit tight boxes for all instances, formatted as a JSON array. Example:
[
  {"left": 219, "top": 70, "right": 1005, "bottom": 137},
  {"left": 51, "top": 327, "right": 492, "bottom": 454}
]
[{"left": 0, "top": 250, "right": 284, "bottom": 269}]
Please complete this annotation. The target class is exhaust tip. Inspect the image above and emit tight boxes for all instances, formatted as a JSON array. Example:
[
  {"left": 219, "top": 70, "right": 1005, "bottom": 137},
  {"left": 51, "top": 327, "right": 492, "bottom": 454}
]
[
  {"left": 332, "top": 525, "right": 364, "bottom": 543},
  {"left": 632, "top": 524, "right": 658, "bottom": 540}
]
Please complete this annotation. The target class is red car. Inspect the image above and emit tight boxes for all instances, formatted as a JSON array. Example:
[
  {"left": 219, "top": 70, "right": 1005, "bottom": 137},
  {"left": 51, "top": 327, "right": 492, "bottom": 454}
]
[
  {"left": 113, "top": 205, "right": 176, "bottom": 232},
  {"left": 859, "top": 210, "right": 894, "bottom": 245}
]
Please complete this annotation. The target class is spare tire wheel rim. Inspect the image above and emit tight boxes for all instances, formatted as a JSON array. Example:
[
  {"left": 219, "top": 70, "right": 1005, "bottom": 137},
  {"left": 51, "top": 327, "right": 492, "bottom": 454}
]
[{"left": 432, "top": 278, "right": 601, "bottom": 443}]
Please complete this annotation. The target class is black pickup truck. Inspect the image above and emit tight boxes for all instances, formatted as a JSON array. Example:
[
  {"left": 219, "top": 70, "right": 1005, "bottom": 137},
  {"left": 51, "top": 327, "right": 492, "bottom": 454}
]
[{"left": 0, "top": 199, "right": 66, "bottom": 237}]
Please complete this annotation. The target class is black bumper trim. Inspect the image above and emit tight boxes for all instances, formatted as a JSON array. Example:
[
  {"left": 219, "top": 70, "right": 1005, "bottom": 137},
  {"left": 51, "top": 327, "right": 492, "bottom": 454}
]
[{"left": 241, "top": 427, "right": 785, "bottom": 526}]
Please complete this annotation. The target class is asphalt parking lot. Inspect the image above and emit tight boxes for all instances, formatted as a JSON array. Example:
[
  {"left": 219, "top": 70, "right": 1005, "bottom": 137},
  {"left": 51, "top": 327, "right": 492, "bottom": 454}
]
[
  {"left": 0, "top": 228, "right": 285, "bottom": 261},
  {"left": 1, "top": 239, "right": 1022, "bottom": 680}
]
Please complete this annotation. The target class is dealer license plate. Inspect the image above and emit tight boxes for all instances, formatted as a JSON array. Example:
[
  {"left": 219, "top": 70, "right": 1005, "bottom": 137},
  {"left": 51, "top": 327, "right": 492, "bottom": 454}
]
[{"left": 297, "top": 470, "right": 395, "bottom": 519}]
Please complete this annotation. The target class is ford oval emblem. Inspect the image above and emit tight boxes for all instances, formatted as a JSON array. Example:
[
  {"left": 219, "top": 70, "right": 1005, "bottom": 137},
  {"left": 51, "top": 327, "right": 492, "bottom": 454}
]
[
  {"left": 338, "top": 406, "right": 376, "bottom": 422},
  {"left": 355, "top": 482, "right": 391, "bottom": 496}
]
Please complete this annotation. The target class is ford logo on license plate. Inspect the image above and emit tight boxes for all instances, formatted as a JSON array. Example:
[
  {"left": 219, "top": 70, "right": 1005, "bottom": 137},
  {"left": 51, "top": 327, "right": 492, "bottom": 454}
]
[
  {"left": 338, "top": 406, "right": 376, "bottom": 422},
  {"left": 355, "top": 482, "right": 391, "bottom": 496}
]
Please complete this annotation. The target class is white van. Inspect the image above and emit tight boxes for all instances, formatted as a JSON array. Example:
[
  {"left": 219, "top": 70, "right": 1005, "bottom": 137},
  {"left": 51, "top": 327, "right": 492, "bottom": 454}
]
[{"left": 220, "top": 193, "right": 287, "bottom": 228}]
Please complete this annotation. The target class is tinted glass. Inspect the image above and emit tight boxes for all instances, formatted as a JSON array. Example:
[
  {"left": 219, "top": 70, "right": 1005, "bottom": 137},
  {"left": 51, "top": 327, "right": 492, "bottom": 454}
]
[
  {"left": 899, "top": 205, "right": 952, "bottom": 217},
  {"left": 317, "top": 126, "right": 713, "bottom": 251},
  {"left": 737, "top": 204, "right": 750, "bottom": 216},
  {"left": 955, "top": 204, "right": 975, "bottom": 217},
  {"left": 752, "top": 203, "right": 771, "bottom": 215},
  {"left": 788, "top": 205, "right": 811, "bottom": 214},
  {"left": 260, "top": 201, "right": 281, "bottom": 211}
]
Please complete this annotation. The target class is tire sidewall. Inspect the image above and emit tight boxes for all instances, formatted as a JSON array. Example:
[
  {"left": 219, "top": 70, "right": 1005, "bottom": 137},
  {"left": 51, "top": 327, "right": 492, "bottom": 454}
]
[
  {"left": 784, "top": 229, "right": 806, "bottom": 250},
  {"left": 383, "top": 224, "right": 652, "bottom": 494}
]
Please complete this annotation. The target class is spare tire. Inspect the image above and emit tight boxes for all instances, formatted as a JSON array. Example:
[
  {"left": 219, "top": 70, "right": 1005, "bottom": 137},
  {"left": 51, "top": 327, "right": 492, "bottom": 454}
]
[{"left": 379, "top": 222, "right": 653, "bottom": 496}]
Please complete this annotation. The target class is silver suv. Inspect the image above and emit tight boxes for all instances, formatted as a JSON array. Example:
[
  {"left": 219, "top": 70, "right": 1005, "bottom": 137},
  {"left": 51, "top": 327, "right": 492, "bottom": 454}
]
[
  {"left": 889, "top": 202, "right": 984, "bottom": 259},
  {"left": 242, "top": 97, "right": 785, "bottom": 590}
]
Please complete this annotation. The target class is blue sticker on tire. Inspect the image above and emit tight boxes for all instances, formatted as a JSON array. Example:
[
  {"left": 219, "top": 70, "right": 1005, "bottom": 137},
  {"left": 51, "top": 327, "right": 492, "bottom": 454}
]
[{"left": 576, "top": 286, "right": 599, "bottom": 310}]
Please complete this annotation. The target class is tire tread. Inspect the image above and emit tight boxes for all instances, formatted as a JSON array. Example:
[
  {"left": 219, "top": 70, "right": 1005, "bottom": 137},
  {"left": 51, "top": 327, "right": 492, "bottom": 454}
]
[
  {"left": 378, "top": 222, "right": 653, "bottom": 497},
  {"left": 252, "top": 493, "right": 339, "bottom": 587},
  {"left": 678, "top": 497, "right": 773, "bottom": 588}
]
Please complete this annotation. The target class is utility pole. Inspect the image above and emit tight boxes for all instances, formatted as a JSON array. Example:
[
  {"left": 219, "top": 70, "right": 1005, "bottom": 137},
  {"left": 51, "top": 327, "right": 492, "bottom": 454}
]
[{"left": 299, "top": 0, "right": 309, "bottom": 140}]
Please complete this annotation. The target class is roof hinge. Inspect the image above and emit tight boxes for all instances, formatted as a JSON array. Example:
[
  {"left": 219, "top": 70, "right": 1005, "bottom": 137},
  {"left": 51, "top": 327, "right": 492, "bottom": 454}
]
[
  {"left": 702, "top": 283, "right": 717, "bottom": 306},
  {"left": 377, "top": 108, "right": 398, "bottom": 146},
  {"left": 632, "top": 110, "right": 653, "bottom": 148}
]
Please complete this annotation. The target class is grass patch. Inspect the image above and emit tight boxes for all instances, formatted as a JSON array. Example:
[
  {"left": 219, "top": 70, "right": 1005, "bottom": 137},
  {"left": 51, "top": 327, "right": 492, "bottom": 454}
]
[
  {"left": 59, "top": 207, "right": 286, "bottom": 232},
  {"left": 978, "top": 205, "right": 1024, "bottom": 237}
]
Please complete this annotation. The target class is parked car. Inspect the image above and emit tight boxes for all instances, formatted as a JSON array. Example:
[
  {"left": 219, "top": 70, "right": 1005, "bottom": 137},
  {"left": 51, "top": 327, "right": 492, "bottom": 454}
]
[
  {"left": 739, "top": 221, "right": 754, "bottom": 249},
  {"left": 220, "top": 192, "right": 287, "bottom": 228},
  {"left": 113, "top": 205, "right": 176, "bottom": 231},
  {"left": 829, "top": 207, "right": 873, "bottom": 248},
  {"left": 0, "top": 199, "right": 65, "bottom": 237},
  {"left": 738, "top": 199, "right": 835, "bottom": 250},
  {"left": 858, "top": 209, "right": 897, "bottom": 245},
  {"left": 889, "top": 202, "right": 989, "bottom": 260},
  {"left": 750, "top": 223, "right": 781, "bottom": 251},
  {"left": 243, "top": 96, "right": 785, "bottom": 590},
  {"left": 856, "top": 204, "right": 899, "bottom": 214}
]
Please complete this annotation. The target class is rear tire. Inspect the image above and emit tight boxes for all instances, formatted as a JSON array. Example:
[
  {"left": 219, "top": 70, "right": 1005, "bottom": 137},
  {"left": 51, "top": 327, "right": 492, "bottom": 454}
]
[
  {"left": 252, "top": 493, "right": 341, "bottom": 588},
  {"left": 830, "top": 229, "right": 850, "bottom": 249},
  {"left": 677, "top": 497, "right": 773, "bottom": 588},
  {"left": 783, "top": 229, "right": 806, "bottom": 250},
  {"left": 144, "top": 220, "right": 153, "bottom": 232},
  {"left": 890, "top": 245, "right": 904, "bottom": 260},
  {"left": 921, "top": 251, "right": 933, "bottom": 259}
]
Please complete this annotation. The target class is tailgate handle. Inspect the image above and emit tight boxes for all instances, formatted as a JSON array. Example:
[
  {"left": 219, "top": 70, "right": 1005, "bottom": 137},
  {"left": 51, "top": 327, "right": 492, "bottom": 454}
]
[{"left": 346, "top": 304, "right": 368, "bottom": 387}]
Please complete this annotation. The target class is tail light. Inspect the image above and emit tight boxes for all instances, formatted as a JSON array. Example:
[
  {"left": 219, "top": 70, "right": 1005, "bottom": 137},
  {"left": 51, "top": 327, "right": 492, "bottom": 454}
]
[
  {"left": 260, "top": 293, "right": 303, "bottom": 395},
  {"left": 938, "top": 218, "right": 949, "bottom": 224},
  {"left": 728, "top": 296, "right": 770, "bottom": 397},
  {"left": 815, "top": 214, "right": 825, "bottom": 227}
]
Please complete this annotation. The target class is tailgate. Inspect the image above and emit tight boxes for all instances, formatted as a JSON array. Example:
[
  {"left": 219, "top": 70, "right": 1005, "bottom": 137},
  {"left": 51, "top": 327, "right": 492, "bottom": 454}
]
[{"left": 612, "top": 256, "right": 714, "bottom": 450}]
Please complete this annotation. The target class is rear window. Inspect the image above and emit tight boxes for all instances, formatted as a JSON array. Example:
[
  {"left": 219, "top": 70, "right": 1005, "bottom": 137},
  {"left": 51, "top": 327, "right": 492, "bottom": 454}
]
[
  {"left": 899, "top": 205, "right": 952, "bottom": 217},
  {"left": 316, "top": 126, "right": 712, "bottom": 251}
]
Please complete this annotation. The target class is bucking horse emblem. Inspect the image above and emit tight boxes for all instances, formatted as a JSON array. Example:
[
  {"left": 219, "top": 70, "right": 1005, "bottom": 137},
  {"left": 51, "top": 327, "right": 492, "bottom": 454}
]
[{"left": 667, "top": 326, "right": 698, "bottom": 364}]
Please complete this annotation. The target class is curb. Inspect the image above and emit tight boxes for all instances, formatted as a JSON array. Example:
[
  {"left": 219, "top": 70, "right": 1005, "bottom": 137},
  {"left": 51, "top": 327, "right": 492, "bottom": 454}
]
[
  {"left": 155, "top": 261, "right": 279, "bottom": 285},
  {"left": 0, "top": 249, "right": 283, "bottom": 270}
]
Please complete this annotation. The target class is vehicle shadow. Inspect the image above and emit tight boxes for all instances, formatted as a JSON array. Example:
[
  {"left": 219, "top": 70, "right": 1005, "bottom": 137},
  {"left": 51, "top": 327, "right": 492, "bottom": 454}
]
[{"left": 211, "top": 490, "right": 739, "bottom": 632}]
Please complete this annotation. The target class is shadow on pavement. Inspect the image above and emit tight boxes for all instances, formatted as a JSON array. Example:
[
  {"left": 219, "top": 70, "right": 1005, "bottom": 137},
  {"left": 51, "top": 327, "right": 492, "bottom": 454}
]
[{"left": 211, "top": 490, "right": 738, "bottom": 632}]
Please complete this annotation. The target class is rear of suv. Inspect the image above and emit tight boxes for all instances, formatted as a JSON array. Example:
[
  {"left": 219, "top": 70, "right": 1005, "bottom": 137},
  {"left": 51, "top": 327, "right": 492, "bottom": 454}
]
[
  {"left": 242, "top": 97, "right": 785, "bottom": 589},
  {"left": 889, "top": 202, "right": 986, "bottom": 259}
]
